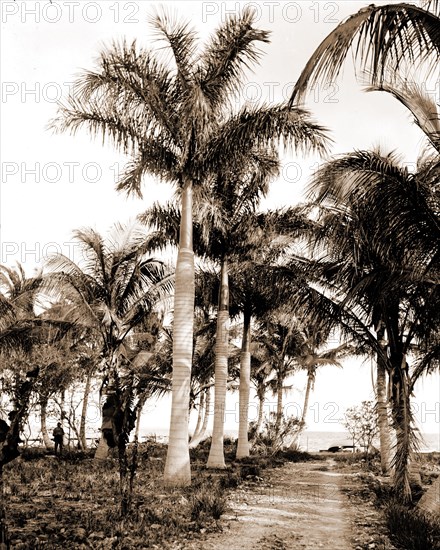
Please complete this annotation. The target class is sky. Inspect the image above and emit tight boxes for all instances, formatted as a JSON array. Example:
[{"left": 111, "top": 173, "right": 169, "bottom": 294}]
[{"left": 1, "top": 0, "right": 439, "bottom": 438}]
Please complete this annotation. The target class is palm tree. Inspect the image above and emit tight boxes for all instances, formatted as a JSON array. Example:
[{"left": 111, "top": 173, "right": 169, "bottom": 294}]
[
  {"left": 43, "top": 223, "right": 170, "bottom": 513},
  {"left": 296, "top": 340, "right": 347, "bottom": 431},
  {"left": 229, "top": 207, "right": 315, "bottom": 457},
  {"left": 0, "top": 264, "right": 69, "bottom": 545},
  {"left": 287, "top": 14, "right": 440, "bottom": 488},
  {"left": 258, "top": 310, "right": 303, "bottom": 439},
  {"left": 307, "top": 147, "right": 440, "bottom": 501},
  {"left": 290, "top": 1, "right": 440, "bottom": 105},
  {"left": 51, "top": 8, "right": 329, "bottom": 485}
]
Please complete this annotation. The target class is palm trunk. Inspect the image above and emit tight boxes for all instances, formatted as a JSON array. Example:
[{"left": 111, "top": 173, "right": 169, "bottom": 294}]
[
  {"left": 79, "top": 371, "right": 93, "bottom": 450},
  {"left": 301, "top": 369, "right": 314, "bottom": 426},
  {"left": 390, "top": 355, "right": 413, "bottom": 502},
  {"left": 164, "top": 178, "right": 194, "bottom": 485},
  {"left": 135, "top": 395, "right": 147, "bottom": 442},
  {"left": 289, "top": 367, "right": 313, "bottom": 450},
  {"left": 95, "top": 392, "right": 110, "bottom": 460},
  {"left": 199, "top": 387, "right": 211, "bottom": 442},
  {"left": 40, "top": 396, "right": 53, "bottom": 449},
  {"left": 376, "top": 328, "right": 392, "bottom": 475},
  {"left": 189, "top": 388, "right": 211, "bottom": 448},
  {"left": 0, "top": 464, "right": 8, "bottom": 549},
  {"left": 207, "top": 258, "right": 229, "bottom": 469},
  {"left": 236, "top": 310, "right": 251, "bottom": 458},
  {"left": 255, "top": 391, "right": 265, "bottom": 436},
  {"left": 191, "top": 390, "right": 205, "bottom": 442},
  {"left": 275, "top": 374, "right": 283, "bottom": 438}
]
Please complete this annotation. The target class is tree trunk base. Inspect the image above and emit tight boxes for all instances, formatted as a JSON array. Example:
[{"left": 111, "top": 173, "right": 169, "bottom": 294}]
[{"left": 94, "top": 437, "right": 109, "bottom": 460}]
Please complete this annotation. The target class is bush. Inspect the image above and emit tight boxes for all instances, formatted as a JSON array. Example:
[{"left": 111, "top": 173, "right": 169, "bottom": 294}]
[
  {"left": 189, "top": 485, "right": 228, "bottom": 522},
  {"left": 19, "top": 446, "right": 48, "bottom": 461},
  {"left": 386, "top": 501, "right": 440, "bottom": 550},
  {"left": 282, "top": 449, "right": 314, "bottom": 463}
]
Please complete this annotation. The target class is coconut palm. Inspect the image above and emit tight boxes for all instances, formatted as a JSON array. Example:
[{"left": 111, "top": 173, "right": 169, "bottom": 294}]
[
  {"left": 256, "top": 310, "right": 304, "bottom": 439},
  {"left": 307, "top": 147, "right": 440, "bottom": 501},
  {"left": 290, "top": 1, "right": 440, "bottom": 104},
  {"left": 0, "top": 265, "right": 70, "bottom": 546},
  {"left": 51, "top": 7, "right": 329, "bottom": 484},
  {"left": 43, "top": 223, "right": 171, "bottom": 513},
  {"left": 229, "top": 207, "right": 316, "bottom": 457},
  {"left": 296, "top": 339, "right": 347, "bottom": 430}
]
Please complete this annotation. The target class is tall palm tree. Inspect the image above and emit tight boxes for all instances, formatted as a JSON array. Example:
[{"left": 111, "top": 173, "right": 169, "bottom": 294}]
[
  {"left": 230, "top": 207, "right": 315, "bottom": 457},
  {"left": 257, "top": 310, "right": 303, "bottom": 439},
  {"left": 51, "top": 8, "right": 329, "bottom": 485},
  {"left": 307, "top": 148, "right": 440, "bottom": 501},
  {"left": 197, "top": 152, "right": 280, "bottom": 468},
  {"left": 295, "top": 340, "right": 347, "bottom": 430}
]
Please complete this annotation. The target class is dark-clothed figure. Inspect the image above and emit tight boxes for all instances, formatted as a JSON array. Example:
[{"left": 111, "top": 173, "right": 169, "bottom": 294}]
[{"left": 53, "top": 422, "right": 64, "bottom": 456}]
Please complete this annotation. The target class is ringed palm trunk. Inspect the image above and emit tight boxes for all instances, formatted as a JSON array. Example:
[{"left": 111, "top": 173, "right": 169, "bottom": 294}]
[
  {"left": 236, "top": 310, "right": 251, "bottom": 458},
  {"left": 189, "top": 387, "right": 211, "bottom": 448},
  {"left": 301, "top": 367, "right": 314, "bottom": 426},
  {"left": 164, "top": 178, "right": 194, "bottom": 485},
  {"left": 207, "top": 258, "right": 229, "bottom": 469},
  {"left": 289, "top": 366, "right": 314, "bottom": 450},
  {"left": 199, "top": 387, "right": 211, "bottom": 442},
  {"left": 376, "top": 328, "right": 391, "bottom": 474},
  {"left": 191, "top": 390, "right": 205, "bottom": 442},
  {"left": 255, "top": 389, "right": 265, "bottom": 436},
  {"left": 79, "top": 370, "right": 93, "bottom": 450},
  {"left": 40, "top": 395, "right": 54, "bottom": 449}
]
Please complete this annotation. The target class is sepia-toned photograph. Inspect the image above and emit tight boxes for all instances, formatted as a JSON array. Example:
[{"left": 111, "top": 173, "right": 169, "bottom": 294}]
[{"left": 1, "top": 1, "right": 439, "bottom": 548}]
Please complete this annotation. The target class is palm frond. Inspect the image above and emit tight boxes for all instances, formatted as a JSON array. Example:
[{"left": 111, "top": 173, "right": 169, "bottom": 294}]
[
  {"left": 150, "top": 8, "right": 198, "bottom": 91},
  {"left": 116, "top": 141, "right": 180, "bottom": 197},
  {"left": 366, "top": 79, "right": 440, "bottom": 152},
  {"left": 291, "top": 3, "right": 440, "bottom": 103},
  {"left": 198, "top": 6, "right": 270, "bottom": 111},
  {"left": 202, "top": 104, "right": 331, "bottom": 171}
]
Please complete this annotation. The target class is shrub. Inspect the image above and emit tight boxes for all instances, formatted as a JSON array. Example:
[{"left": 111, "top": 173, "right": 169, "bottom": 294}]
[
  {"left": 282, "top": 449, "right": 314, "bottom": 463},
  {"left": 189, "top": 486, "right": 228, "bottom": 522},
  {"left": 386, "top": 501, "right": 440, "bottom": 550},
  {"left": 20, "top": 446, "right": 48, "bottom": 461}
]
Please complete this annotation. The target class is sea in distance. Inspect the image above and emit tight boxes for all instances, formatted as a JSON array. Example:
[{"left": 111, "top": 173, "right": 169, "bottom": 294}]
[{"left": 140, "top": 428, "right": 440, "bottom": 453}]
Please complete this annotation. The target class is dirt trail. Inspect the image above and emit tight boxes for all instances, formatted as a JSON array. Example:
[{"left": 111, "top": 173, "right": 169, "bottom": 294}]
[{"left": 192, "top": 459, "right": 354, "bottom": 550}]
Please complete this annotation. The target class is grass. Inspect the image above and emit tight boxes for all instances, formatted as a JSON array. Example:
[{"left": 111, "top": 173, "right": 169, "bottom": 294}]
[
  {"left": 7, "top": 441, "right": 411, "bottom": 549},
  {"left": 3, "top": 440, "right": 318, "bottom": 549},
  {"left": 342, "top": 451, "right": 440, "bottom": 550},
  {"left": 2, "top": 443, "right": 230, "bottom": 549}
]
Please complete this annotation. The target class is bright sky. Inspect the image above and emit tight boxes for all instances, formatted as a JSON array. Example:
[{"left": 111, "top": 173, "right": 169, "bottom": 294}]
[{"left": 1, "top": 0, "right": 439, "bottom": 436}]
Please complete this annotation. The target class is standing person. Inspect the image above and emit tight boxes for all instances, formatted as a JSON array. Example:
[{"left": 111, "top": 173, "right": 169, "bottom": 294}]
[{"left": 53, "top": 422, "right": 64, "bottom": 457}]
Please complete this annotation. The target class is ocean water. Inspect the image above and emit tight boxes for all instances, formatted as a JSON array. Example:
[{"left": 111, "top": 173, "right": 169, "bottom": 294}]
[
  {"left": 140, "top": 427, "right": 440, "bottom": 453},
  {"left": 297, "top": 431, "right": 440, "bottom": 453}
]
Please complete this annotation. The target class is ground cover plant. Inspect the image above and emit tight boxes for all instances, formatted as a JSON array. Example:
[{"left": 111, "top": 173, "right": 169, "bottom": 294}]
[
  {"left": 338, "top": 451, "right": 440, "bottom": 550},
  {"left": 2, "top": 439, "right": 313, "bottom": 549},
  {"left": 3, "top": 442, "right": 230, "bottom": 549}
]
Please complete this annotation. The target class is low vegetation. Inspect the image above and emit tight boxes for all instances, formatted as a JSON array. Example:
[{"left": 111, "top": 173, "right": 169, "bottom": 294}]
[{"left": 2, "top": 439, "right": 318, "bottom": 549}]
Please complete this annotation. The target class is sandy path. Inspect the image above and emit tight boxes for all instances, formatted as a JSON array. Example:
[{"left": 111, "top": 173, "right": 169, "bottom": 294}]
[{"left": 190, "top": 460, "right": 354, "bottom": 550}]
